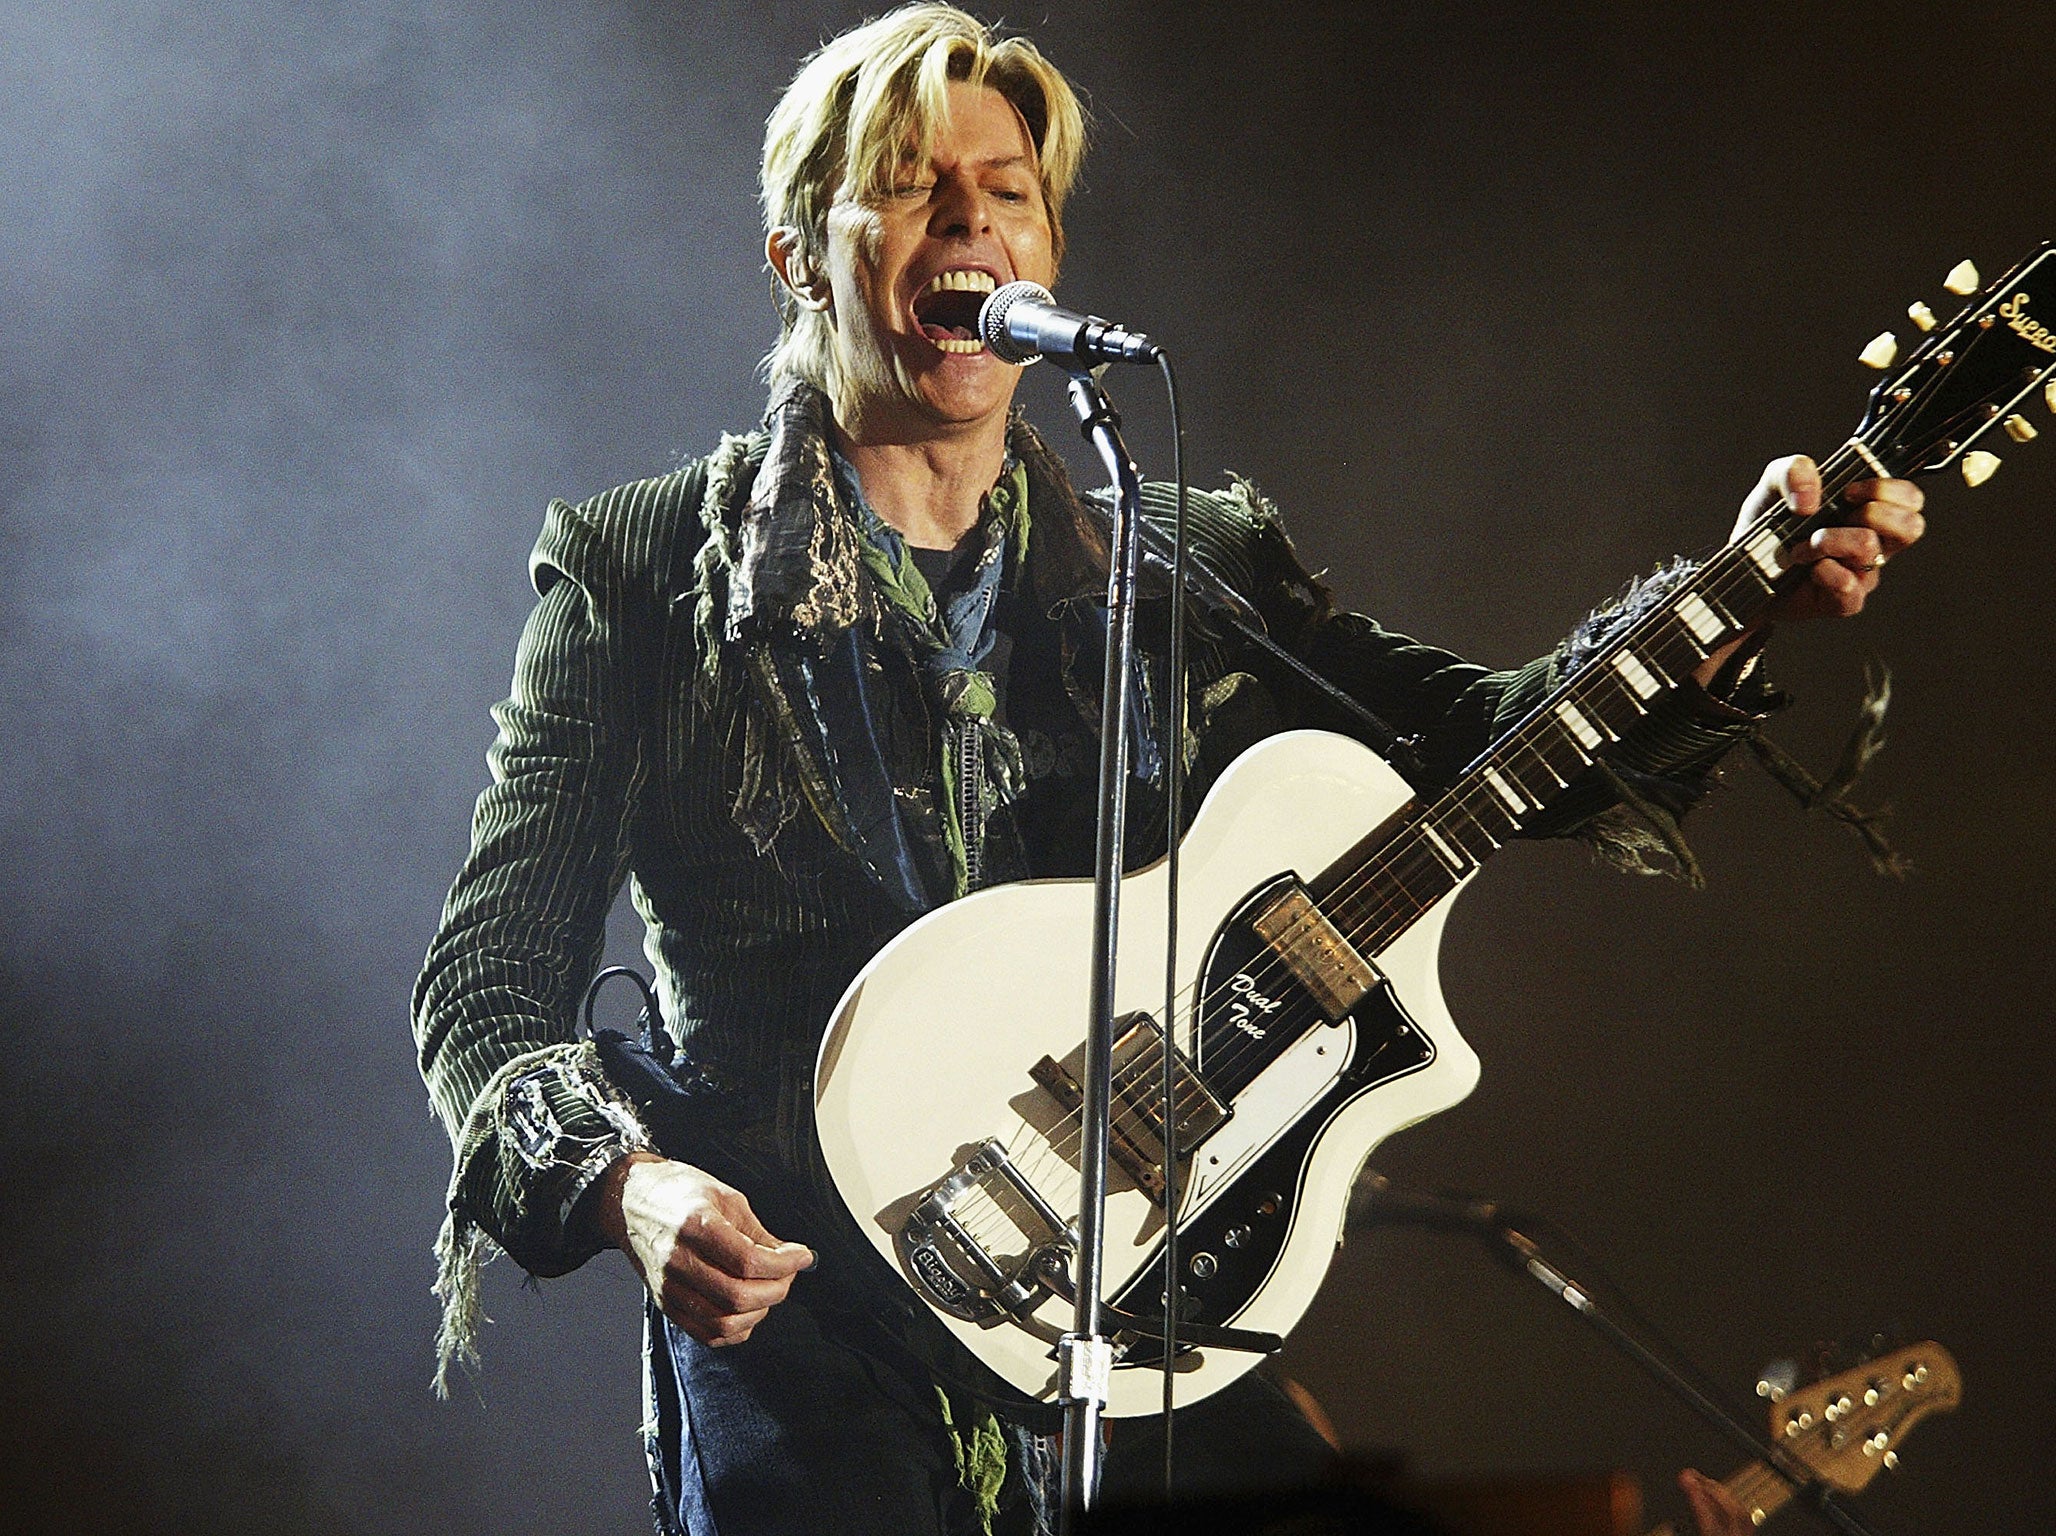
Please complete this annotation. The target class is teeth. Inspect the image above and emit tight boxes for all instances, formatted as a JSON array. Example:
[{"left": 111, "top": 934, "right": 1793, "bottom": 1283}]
[
  {"left": 936, "top": 337, "right": 984, "bottom": 354},
  {"left": 922, "top": 269, "right": 998, "bottom": 296}
]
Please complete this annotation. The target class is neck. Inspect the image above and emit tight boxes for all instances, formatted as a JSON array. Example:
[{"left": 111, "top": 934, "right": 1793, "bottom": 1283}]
[{"left": 832, "top": 407, "right": 1011, "bottom": 551}]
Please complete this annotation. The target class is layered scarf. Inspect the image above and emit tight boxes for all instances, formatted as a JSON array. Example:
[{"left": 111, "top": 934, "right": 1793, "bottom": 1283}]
[{"left": 833, "top": 452, "right": 1033, "bottom": 900}]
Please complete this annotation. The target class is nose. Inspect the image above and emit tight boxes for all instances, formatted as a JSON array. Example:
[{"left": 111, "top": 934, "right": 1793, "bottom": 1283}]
[{"left": 927, "top": 168, "right": 992, "bottom": 240}]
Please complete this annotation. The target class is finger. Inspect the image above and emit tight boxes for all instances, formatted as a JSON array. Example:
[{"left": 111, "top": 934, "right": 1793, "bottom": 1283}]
[
  {"left": 658, "top": 1262, "right": 783, "bottom": 1326},
  {"left": 1732, "top": 455, "right": 1821, "bottom": 545},
  {"left": 667, "top": 1243, "right": 800, "bottom": 1314},
  {"left": 705, "top": 1313, "right": 768, "bottom": 1347},
  {"left": 1802, "top": 556, "right": 1873, "bottom": 616},
  {"left": 713, "top": 1188, "right": 810, "bottom": 1261},
  {"left": 1679, "top": 1470, "right": 1749, "bottom": 1536},
  {"left": 1851, "top": 498, "right": 1926, "bottom": 557},
  {"left": 1841, "top": 476, "right": 1925, "bottom": 515},
  {"left": 1783, "top": 525, "right": 1883, "bottom": 570},
  {"left": 659, "top": 1283, "right": 771, "bottom": 1346},
  {"left": 691, "top": 1201, "right": 815, "bottom": 1281}
]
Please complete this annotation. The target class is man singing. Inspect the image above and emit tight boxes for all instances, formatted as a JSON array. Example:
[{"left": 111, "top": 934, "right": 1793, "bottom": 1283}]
[{"left": 413, "top": 7, "right": 1923, "bottom": 1533}]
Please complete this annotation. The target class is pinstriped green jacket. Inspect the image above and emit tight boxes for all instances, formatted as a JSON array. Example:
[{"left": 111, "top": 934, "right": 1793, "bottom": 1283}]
[{"left": 412, "top": 383, "right": 1761, "bottom": 1374}]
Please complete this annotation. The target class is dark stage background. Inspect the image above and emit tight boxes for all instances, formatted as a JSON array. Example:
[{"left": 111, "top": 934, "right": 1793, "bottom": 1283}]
[{"left": 4, "top": 3, "right": 2051, "bottom": 1532}]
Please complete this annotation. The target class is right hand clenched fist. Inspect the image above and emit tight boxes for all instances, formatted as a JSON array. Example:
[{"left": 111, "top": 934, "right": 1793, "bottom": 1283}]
[{"left": 594, "top": 1151, "right": 814, "bottom": 1346}]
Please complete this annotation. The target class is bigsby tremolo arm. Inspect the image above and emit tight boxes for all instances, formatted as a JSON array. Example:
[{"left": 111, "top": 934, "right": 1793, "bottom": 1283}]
[{"left": 898, "top": 1138, "right": 1077, "bottom": 1324}]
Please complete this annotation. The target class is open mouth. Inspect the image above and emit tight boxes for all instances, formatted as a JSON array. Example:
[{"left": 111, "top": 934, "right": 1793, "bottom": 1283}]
[{"left": 911, "top": 269, "right": 997, "bottom": 355}]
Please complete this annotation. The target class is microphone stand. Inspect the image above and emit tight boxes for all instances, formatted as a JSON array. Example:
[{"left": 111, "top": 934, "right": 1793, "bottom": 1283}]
[
  {"left": 1354, "top": 1177, "right": 1887, "bottom": 1536},
  {"left": 1057, "top": 363, "right": 1146, "bottom": 1534}
]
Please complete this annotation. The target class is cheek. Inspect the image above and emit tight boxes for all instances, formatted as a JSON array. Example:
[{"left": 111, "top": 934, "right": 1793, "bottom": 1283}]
[
  {"left": 1009, "top": 215, "right": 1056, "bottom": 283},
  {"left": 825, "top": 207, "right": 891, "bottom": 314}
]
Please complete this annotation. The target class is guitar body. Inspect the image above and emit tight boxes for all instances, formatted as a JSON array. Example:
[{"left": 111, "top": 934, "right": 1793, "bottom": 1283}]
[{"left": 814, "top": 730, "right": 1480, "bottom": 1415}]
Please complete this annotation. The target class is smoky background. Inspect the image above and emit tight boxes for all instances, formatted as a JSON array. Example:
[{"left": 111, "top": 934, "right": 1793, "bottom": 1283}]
[{"left": 3, "top": 2, "right": 2051, "bottom": 1532}]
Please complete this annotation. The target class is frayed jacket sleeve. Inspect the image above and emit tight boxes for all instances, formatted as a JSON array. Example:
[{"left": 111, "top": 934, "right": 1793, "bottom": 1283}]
[
  {"left": 1170, "top": 478, "right": 1773, "bottom": 851},
  {"left": 413, "top": 476, "right": 696, "bottom": 1284}
]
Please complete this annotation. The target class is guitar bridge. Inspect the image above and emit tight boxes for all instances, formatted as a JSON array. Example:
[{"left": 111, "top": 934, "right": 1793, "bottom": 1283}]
[{"left": 898, "top": 1138, "right": 1076, "bottom": 1324}]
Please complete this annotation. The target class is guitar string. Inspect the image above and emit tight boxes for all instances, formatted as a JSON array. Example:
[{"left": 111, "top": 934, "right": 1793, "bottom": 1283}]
[
  {"left": 958, "top": 460, "right": 1859, "bottom": 1252},
  {"left": 990, "top": 291, "right": 2011, "bottom": 1217},
  {"left": 930, "top": 315, "right": 2026, "bottom": 1316},
  {"left": 1073, "top": 293, "right": 2025, "bottom": 1154},
  {"left": 943, "top": 441, "right": 1897, "bottom": 1260},
  {"left": 1017, "top": 446, "right": 1866, "bottom": 1145}
]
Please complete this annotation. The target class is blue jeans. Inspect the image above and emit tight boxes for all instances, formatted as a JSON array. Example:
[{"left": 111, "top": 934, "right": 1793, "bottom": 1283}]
[{"left": 643, "top": 1285, "right": 1338, "bottom": 1536}]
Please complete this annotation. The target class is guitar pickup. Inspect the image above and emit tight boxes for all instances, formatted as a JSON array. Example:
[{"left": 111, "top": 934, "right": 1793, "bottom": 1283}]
[
  {"left": 1031, "top": 1013, "right": 1228, "bottom": 1205},
  {"left": 1250, "top": 884, "right": 1379, "bottom": 1021}
]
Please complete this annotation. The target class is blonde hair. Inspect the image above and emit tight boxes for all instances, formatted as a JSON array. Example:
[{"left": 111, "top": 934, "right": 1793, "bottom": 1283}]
[{"left": 760, "top": 5, "right": 1087, "bottom": 395}]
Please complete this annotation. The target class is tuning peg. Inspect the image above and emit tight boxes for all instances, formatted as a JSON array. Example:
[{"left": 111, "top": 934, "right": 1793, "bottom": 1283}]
[
  {"left": 1883, "top": 1450, "right": 1900, "bottom": 1470},
  {"left": 1962, "top": 450, "right": 2001, "bottom": 486},
  {"left": 1944, "top": 259, "right": 1980, "bottom": 295},
  {"left": 2005, "top": 413, "right": 2039, "bottom": 442},
  {"left": 2045, "top": 379, "right": 2056, "bottom": 415},
  {"left": 1907, "top": 301, "right": 1937, "bottom": 332},
  {"left": 1858, "top": 331, "right": 1899, "bottom": 369}
]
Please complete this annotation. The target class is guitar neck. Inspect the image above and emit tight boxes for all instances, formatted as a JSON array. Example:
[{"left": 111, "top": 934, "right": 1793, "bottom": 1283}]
[
  {"left": 1309, "top": 448, "right": 1864, "bottom": 954},
  {"left": 1643, "top": 1459, "right": 1798, "bottom": 1536}
]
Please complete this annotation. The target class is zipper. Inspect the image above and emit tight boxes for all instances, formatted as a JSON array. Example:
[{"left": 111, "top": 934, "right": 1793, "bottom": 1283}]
[{"left": 957, "top": 722, "right": 985, "bottom": 891}]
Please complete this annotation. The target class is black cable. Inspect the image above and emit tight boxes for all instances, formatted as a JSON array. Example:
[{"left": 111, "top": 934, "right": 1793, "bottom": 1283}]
[
  {"left": 577, "top": 964, "right": 662, "bottom": 1042},
  {"left": 1156, "top": 350, "right": 1188, "bottom": 1494}
]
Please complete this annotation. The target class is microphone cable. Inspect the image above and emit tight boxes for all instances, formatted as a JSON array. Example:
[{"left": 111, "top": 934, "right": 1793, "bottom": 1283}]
[{"left": 1156, "top": 349, "right": 1190, "bottom": 1494}]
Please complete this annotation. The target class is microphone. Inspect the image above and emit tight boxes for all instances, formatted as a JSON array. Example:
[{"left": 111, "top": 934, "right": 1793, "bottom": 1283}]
[
  {"left": 978, "top": 281, "right": 1162, "bottom": 368},
  {"left": 1348, "top": 1172, "right": 1504, "bottom": 1233}
]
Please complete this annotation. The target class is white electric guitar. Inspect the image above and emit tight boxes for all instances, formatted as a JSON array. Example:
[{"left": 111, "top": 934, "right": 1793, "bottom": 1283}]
[{"left": 813, "top": 247, "right": 2056, "bottom": 1414}]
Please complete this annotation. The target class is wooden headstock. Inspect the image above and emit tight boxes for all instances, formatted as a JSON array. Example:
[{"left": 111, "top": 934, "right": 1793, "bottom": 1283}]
[{"left": 1765, "top": 1341, "right": 1961, "bottom": 1494}]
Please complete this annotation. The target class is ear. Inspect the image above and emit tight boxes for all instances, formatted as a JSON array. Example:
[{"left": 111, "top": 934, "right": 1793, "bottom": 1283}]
[{"left": 767, "top": 228, "right": 832, "bottom": 313}]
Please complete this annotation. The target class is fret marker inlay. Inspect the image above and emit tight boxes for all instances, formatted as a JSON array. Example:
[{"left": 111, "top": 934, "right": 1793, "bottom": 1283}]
[
  {"left": 1421, "top": 823, "right": 1464, "bottom": 874},
  {"left": 1554, "top": 700, "right": 1604, "bottom": 749},
  {"left": 1483, "top": 767, "right": 1528, "bottom": 815},
  {"left": 1675, "top": 592, "right": 1724, "bottom": 645},
  {"left": 1744, "top": 528, "right": 1783, "bottom": 581},
  {"left": 1612, "top": 650, "right": 1661, "bottom": 700}
]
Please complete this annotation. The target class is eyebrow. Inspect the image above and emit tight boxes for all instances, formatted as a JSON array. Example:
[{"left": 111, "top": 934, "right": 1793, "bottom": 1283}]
[{"left": 894, "top": 152, "right": 1037, "bottom": 175}]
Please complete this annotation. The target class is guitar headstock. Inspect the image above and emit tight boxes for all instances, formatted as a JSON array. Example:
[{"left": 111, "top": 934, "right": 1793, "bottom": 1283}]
[
  {"left": 1853, "top": 244, "right": 2056, "bottom": 485},
  {"left": 1765, "top": 1341, "right": 1961, "bottom": 1494}
]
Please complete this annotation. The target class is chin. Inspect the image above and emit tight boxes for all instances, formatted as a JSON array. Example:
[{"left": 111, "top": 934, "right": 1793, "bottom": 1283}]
[{"left": 902, "top": 351, "right": 1019, "bottom": 424}]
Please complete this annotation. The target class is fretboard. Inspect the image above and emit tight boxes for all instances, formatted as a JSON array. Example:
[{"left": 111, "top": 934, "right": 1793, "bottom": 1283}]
[{"left": 1310, "top": 446, "right": 1876, "bottom": 954}]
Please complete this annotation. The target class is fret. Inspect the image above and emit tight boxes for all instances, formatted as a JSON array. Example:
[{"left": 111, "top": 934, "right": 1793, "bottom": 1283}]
[
  {"left": 1384, "top": 841, "right": 1457, "bottom": 913},
  {"left": 1443, "top": 797, "right": 1509, "bottom": 858},
  {"left": 1696, "top": 582, "right": 1744, "bottom": 631},
  {"left": 1523, "top": 747, "right": 1570, "bottom": 790},
  {"left": 1327, "top": 833, "right": 1462, "bottom": 956},
  {"left": 1510, "top": 732, "right": 1583, "bottom": 795},
  {"left": 1584, "top": 665, "right": 1649, "bottom": 722},
  {"left": 1647, "top": 620, "right": 1713, "bottom": 683},
  {"left": 1707, "top": 559, "right": 1772, "bottom": 632},
  {"left": 1665, "top": 614, "right": 1709, "bottom": 662}
]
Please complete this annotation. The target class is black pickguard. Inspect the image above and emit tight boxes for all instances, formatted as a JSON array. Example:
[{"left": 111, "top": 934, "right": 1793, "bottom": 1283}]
[{"left": 1107, "top": 879, "right": 1435, "bottom": 1363}]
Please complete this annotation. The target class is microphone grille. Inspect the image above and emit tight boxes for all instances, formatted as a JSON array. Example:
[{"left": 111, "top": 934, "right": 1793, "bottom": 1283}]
[{"left": 979, "top": 280, "right": 1054, "bottom": 365}]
